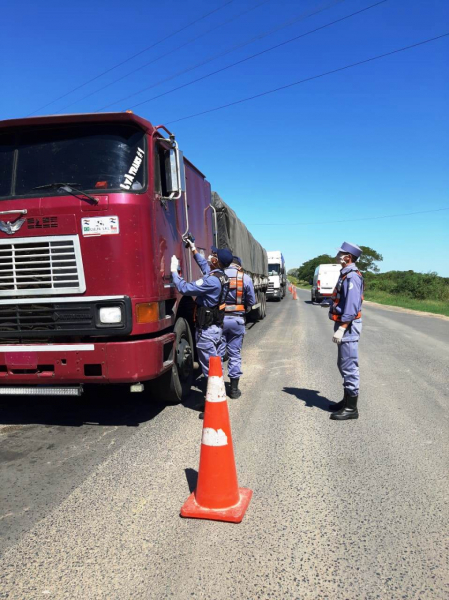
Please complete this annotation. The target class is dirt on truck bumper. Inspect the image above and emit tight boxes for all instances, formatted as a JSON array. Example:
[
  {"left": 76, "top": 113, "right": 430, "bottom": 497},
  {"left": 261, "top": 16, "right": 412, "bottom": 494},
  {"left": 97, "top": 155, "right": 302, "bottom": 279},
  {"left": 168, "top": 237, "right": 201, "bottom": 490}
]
[{"left": 0, "top": 334, "right": 175, "bottom": 386}]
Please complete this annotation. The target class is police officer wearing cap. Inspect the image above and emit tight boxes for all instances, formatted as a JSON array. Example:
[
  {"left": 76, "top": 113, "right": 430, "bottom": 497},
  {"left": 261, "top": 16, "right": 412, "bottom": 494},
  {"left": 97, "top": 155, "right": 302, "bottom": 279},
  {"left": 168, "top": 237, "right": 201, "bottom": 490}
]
[
  {"left": 328, "top": 242, "right": 364, "bottom": 420},
  {"left": 219, "top": 256, "right": 256, "bottom": 399},
  {"left": 171, "top": 242, "right": 232, "bottom": 379}
]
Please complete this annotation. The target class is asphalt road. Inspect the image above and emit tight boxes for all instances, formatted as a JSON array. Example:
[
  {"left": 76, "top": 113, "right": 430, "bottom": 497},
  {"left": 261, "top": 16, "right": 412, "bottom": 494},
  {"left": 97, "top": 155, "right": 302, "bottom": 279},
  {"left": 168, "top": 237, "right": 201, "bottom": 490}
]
[{"left": 0, "top": 290, "right": 448, "bottom": 599}]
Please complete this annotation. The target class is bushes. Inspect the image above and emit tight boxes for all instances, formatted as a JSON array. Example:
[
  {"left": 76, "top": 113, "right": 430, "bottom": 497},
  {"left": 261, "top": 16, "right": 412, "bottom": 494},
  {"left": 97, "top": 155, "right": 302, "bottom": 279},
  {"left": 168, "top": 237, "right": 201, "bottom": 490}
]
[{"left": 364, "top": 271, "right": 449, "bottom": 302}]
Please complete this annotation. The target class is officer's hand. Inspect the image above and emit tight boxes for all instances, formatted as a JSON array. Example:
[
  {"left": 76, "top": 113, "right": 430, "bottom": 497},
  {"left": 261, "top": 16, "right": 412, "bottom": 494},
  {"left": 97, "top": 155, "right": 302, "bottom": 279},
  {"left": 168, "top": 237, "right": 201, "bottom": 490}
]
[
  {"left": 332, "top": 326, "right": 345, "bottom": 344},
  {"left": 186, "top": 238, "right": 196, "bottom": 253},
  {"left": 170, "top": 255, "right": 180, "bottom": 273}
]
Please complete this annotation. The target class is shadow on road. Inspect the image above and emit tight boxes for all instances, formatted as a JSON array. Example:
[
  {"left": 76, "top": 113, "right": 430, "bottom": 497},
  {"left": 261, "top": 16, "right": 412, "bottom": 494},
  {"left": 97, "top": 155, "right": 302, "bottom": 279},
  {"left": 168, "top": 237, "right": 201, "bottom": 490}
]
[
  {"left": 0, "top": 368, "right": 216, "bottom": 427},
  {"left": 185, "top": 468, "right": 198, "bottom": 493},
  {"left": 282, "top": 387, "right": 337, "bottom": 412},
  {"left": 0, "top": 385, "right": 167, "bottom": 427}
]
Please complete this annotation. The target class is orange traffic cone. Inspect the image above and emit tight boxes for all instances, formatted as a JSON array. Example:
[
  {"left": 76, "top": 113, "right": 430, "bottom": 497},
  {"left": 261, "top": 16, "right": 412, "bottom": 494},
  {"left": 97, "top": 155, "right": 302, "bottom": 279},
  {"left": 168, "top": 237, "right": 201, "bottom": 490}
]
[
  {"left": 180, "top": 356, "right": 252, "bottom": 523},
  {"left": 293, "top": 288, "right": 297, "bottom": 300}
]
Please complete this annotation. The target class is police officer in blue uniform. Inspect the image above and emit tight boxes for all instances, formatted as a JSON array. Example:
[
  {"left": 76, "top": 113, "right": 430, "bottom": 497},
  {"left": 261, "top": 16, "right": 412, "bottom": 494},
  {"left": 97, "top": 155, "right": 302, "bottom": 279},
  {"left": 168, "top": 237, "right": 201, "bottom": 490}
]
[
  {"left": 219, "top": 256, "right": 256, "bottom": 399},
  {"left": 171, "top": 243, "right": 232, "bottom": 379},
  {"left": 328, "top": 242, "right": 364, "bottom": 420}
]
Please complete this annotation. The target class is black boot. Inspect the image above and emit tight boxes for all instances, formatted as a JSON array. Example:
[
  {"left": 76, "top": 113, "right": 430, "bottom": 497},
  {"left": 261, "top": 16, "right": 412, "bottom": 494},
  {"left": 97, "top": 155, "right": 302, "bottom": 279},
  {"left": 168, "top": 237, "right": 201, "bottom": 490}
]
[
  {"left": 329, "top": 391, "right": 347, "bottom": 412},
  {"left": 229, "top": 378, "right": 242, "bottom": 399},
  {"left": 330, "top": 394, "right": 358, "bottom": 420}
]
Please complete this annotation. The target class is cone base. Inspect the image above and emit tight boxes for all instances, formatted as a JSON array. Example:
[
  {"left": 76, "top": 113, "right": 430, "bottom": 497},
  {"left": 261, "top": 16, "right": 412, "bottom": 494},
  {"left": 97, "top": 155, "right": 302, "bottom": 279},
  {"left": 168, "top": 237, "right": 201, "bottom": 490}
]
[{"left": 180, "top": 488, "right": 252, "bottom": 523}]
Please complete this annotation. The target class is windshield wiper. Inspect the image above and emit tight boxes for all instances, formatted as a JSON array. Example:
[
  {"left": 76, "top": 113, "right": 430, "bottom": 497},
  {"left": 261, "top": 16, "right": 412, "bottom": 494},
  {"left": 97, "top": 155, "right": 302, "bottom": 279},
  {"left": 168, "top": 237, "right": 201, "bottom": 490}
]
[{"left": 32, "top": 183, "right": 99, "bottom": 205}]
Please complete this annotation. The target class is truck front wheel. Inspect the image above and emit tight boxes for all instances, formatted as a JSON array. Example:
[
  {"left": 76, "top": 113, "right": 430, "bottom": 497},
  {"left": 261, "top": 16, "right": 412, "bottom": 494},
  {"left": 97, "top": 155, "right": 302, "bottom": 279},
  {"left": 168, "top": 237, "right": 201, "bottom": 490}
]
[{"left": 151, "top": 318, "right": 194, "bottom": 405}]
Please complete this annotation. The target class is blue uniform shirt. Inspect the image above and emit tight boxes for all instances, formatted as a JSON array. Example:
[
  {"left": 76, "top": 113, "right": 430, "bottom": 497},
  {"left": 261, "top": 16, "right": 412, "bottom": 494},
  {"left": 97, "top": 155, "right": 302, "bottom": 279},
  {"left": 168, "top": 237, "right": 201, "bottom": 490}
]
[
  {"left": 329, "top": 264, "right": 363, "bottom": 323},
  {"left": 172, "top": 253, "right": 223, "bottom": 308},
  {"left": 224, "top": 266, "right": 256, "bottom": 310}
]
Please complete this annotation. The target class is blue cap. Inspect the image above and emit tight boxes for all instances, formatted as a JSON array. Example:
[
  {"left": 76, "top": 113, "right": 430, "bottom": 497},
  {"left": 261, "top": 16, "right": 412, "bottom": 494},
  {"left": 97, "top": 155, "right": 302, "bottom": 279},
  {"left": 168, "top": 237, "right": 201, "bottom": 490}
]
[
  {"left": 211, "top": 246, "right": 233, "bottom": 268},
  {"left": 337, "top": 241, "right": 362, "bottom": 259},
  {"left": 232, "top": 256, "right": 242, "bottom": 266}
]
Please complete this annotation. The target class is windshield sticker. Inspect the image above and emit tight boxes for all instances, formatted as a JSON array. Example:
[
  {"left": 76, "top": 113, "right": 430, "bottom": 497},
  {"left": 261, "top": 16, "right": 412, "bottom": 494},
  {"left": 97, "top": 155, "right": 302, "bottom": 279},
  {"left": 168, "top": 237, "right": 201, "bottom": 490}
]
[
  {"left": 120, "top": 147, "right": 145, "bottom": 190},
  {"left": 82, "top": 216, "right": 119, "bottom": 237}
]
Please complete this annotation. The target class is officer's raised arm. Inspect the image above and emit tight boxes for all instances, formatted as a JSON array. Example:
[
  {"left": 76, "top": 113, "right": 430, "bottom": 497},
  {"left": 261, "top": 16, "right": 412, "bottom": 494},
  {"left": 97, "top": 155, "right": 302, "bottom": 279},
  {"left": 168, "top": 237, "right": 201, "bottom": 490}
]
[
  {"left": 184, "top": 233, "right": 211, "bottom": 276},
  {"left": 171, "top": 256, "right": 216, "bottom": 297},
  {"left": 194, "top": 252, "right": 211, "bottom": 276}
]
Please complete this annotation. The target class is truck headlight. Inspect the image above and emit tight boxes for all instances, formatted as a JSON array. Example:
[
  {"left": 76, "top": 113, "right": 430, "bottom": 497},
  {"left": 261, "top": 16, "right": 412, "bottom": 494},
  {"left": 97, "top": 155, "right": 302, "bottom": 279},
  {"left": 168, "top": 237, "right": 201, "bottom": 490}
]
[{"left": 99, "top": 306, "right": 122, "bottom": 324}]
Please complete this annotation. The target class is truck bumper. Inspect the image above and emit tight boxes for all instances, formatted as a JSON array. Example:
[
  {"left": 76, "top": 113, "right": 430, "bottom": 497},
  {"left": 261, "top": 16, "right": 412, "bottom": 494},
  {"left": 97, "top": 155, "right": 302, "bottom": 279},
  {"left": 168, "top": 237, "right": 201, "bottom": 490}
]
[
  {"left": 0, "top": 334, "right": 175, "bottom": 385},
  {"left": 267, "top": 289, "right": 281, "bottom": 298}
]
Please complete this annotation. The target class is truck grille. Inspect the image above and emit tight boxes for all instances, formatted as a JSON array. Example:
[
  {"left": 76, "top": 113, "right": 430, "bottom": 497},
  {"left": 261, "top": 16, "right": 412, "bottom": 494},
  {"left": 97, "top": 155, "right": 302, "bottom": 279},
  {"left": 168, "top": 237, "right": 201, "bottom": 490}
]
[
  {"left": 0, "top": 303, "right": 93, "bottom": 333},
  {"left": 0, "top": 235, "right": 85, "bottom": 297},
  {"left": 268, "top": 282, "right": 274, "bottom": 291}
]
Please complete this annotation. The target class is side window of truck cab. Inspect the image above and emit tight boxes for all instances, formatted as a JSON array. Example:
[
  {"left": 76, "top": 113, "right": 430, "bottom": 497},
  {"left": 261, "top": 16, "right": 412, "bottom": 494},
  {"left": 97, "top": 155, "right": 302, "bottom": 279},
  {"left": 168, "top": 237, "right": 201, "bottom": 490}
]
[{"left": 154, "top": 143, "right": 169, "bottom": 198}]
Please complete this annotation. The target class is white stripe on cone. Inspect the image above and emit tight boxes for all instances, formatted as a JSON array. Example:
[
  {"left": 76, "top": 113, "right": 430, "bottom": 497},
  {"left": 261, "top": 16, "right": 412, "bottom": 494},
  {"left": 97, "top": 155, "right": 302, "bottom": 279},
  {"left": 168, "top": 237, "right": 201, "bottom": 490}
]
[
  {"left": 202, "top": 427, "right": 228, "bottom": 447},
  {"left": 205, "top": 375, "right": 226, "bottom": 403}
]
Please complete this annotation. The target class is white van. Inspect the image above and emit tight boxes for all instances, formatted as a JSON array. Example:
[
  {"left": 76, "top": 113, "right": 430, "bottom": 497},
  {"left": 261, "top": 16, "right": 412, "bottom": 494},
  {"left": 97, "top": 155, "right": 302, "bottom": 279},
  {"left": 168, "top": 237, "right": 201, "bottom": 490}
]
[{"left": 311, "top": 264, "right": 341, "bottom": 303}]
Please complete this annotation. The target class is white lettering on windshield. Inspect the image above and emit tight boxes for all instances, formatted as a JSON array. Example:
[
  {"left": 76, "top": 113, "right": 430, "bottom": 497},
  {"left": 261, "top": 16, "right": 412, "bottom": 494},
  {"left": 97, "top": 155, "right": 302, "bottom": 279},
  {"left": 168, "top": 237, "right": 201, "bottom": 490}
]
[{"left": 120, "top": 147, "right": 145, "bottom": 190}]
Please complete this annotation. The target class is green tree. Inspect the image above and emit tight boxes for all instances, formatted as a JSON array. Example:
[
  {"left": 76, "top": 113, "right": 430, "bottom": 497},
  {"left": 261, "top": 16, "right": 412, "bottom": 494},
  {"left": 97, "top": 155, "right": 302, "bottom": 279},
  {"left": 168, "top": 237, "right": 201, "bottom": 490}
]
[
  {"left": 357, "top": 246, "right": 383, "bottom": 273},
  {"left": 287, "top": 268, "right": 299, "bottom": 277},
  {"left": 297, "top": 254, "right": 336, "bottom": 284}
]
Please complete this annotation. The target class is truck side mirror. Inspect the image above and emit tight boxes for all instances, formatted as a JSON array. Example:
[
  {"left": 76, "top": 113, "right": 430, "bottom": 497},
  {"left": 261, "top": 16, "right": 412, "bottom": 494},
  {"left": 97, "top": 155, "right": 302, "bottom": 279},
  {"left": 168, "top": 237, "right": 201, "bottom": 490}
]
[
  {"left": 154, "top": 125, "right": 186, "bottom": 201},
  {"left": 165, "top": 147, "right": 186, "bottom": 199}
]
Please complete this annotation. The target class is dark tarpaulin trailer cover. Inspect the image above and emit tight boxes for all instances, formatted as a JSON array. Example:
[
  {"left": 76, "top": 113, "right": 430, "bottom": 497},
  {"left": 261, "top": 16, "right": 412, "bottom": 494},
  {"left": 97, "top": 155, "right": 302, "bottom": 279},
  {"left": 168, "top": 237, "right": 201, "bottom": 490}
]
[{"left": 211, "top": 192, "right": 268, "bottom": 277}]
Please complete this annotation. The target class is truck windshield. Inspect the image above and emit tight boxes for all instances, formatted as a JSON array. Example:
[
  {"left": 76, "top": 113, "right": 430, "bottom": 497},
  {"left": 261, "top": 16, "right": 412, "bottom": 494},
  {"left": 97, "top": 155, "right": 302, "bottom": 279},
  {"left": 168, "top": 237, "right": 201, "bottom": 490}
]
[
  {"left": 0, "top": 123, "right": 146, "bottom": 199},
  {"left": 268, "top": 264, "right": 280, "bottom": 275}
]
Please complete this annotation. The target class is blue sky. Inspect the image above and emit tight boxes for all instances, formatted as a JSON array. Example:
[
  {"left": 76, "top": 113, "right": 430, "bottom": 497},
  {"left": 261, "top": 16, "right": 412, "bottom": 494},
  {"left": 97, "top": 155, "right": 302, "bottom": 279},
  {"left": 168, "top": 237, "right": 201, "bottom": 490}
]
[{"left": 1, "top": 0, "right": 448, "bottom": 275}]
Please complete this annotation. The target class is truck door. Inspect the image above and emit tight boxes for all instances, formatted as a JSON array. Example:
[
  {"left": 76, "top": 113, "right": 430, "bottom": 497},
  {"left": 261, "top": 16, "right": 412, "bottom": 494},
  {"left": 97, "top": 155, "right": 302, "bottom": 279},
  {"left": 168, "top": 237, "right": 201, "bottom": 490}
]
[{"left": 153, "top": 138, "right": 190, "bottom": 292}]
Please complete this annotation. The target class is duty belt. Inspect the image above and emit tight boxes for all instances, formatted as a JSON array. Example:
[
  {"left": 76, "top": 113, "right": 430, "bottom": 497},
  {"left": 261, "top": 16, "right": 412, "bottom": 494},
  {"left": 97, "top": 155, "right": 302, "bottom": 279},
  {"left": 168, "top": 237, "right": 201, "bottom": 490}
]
[{"left": 194, "top": 270, "right": 229, "bottom": 329}]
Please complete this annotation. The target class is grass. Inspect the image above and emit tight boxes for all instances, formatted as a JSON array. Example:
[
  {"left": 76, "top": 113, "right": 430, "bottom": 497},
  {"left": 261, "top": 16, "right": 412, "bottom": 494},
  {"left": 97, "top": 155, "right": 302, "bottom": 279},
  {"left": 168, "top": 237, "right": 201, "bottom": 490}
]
[
  {"left": 364, "top": 290, "right": 449, "bottom": 317},
  {"left": 287, "top": 277, "right": 449, "bottom": 317}
]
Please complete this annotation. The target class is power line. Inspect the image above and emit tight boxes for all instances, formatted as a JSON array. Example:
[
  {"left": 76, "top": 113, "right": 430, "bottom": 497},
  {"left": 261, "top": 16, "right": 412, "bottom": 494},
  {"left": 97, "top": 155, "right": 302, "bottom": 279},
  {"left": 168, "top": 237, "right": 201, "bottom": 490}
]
[
  {"left": 248, "top": 206, "right": 449, "bottom": 226},
  {"left": 165, "top": 32, "right": 449, "bottom": 125},
  {"left": 96, "top": 0, "right": 349, "bottom": 112},
  {"left": 127, "top": 0, "right": 386, "bottom": 111},
  {"left": 57, "top": 0, "right": 272, "bottom": 114},
  {"left": 26, "top": 0, "right": 236, "bottom": 117}
]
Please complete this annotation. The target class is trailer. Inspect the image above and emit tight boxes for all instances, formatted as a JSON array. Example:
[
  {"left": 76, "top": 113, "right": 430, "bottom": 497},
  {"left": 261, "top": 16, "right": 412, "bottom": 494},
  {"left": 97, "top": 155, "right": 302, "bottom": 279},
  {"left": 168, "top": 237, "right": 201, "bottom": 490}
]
[{"left": 211, "top": 192, "right": 268, "bottom": 320}]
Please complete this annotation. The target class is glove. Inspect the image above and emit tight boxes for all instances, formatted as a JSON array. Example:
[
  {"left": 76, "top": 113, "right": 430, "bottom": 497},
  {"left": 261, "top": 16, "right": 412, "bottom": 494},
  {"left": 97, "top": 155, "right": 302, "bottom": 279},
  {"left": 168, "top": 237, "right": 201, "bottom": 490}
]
[
  {"left": 170, "top": 255, "right": 179, "bottom": 273},
  {"left": 185, "top": 238, "right": 196, "bottom": 252},
  {"left": 332, "top": 326, "right": 345, "bottom": 344}
]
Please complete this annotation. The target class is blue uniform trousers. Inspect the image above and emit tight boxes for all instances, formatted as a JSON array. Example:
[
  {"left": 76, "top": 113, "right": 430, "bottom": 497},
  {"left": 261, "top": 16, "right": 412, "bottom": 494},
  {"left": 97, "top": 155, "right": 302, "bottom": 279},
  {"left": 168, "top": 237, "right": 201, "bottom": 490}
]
[
  {"left": 337, "top": 340, "right": 360, "bottom": 397},
  {"left": 219, "top": 315, "right": 245, "bottom": 379},
  {"left": 195, "top": 325, "right": 222, "bottom": 377}
]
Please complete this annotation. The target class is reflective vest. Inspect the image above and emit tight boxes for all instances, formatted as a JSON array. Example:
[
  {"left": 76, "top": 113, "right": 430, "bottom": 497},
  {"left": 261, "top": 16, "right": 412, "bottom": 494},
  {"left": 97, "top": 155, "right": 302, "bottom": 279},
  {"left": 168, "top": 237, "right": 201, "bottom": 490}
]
[
  {"left": 225, "top": 268, "right": 245, "bottom": 313},
  {"left": 329, "top": 269, "right": 364, "bottom": 322}
]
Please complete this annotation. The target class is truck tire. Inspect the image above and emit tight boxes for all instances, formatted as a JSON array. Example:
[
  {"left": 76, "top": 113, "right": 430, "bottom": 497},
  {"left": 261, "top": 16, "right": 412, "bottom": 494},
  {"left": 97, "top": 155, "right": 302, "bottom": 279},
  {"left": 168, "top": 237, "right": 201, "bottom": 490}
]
[
  {"left": 259, "top": 292, "right": 266, "bottom": 319},
  {"left": 252, "top": 291, "right": 263, "bottom": 321},
  {"left": 150, "top": 318, "right": 194, "bottom": 405},
  {"left": 311, "top": 290, "right": 315, "bottom": 303}
]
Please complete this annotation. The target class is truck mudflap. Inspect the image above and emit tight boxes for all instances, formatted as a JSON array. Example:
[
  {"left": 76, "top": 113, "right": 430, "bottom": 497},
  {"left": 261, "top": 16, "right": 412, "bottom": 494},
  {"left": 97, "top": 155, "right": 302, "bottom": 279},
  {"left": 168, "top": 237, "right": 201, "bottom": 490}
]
[{"left": 0, "top": 333, "right": 175, "bottom": 385}]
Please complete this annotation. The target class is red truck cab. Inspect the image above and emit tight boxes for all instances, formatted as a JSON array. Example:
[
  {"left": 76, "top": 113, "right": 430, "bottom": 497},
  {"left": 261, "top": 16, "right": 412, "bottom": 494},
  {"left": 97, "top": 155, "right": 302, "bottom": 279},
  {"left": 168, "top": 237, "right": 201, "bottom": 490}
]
[{"left": 0, "top": 112, "right": 214, "bottom": 402}]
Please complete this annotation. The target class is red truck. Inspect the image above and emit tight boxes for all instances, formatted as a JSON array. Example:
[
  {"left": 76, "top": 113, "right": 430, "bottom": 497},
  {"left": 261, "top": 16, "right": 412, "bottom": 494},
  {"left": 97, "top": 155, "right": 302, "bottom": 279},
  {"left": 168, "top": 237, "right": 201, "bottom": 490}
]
[{"left": 0, "top": 111, "right": 221, "bottom": 403}]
